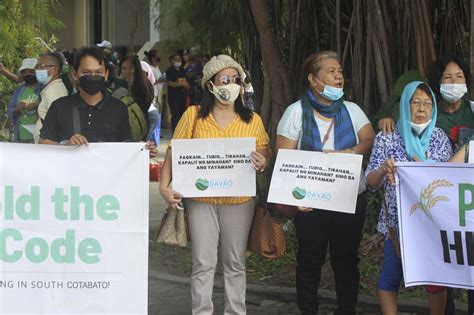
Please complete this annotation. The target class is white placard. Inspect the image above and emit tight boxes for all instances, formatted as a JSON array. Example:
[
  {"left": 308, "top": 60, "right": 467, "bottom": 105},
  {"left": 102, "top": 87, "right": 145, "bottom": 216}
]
[
  {"left": 396, "top": 162, "right": 474, "bottom": 289},
  {"left": 469, "top": 141, "right": 473, "bottom": 163},
  {"left": 172, "top": 138, "right": 256, "bottom": 197},
  {"left": 0, "top": 143, "right": 148, "bottom": 314},
  {"left": 268, "top": 149, "right": 362, "bottom": 214}
]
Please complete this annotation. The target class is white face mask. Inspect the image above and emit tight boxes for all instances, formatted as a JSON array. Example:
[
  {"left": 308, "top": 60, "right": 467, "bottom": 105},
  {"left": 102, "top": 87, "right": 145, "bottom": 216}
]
[
  {"left": 210, "top": 82, "right": 241, "bottom": 105},
  {"left": 440, "top": 83, "right": 467, "bottom": 103},
  {"left": 410, "top": 119, "right": 432, "bottom": 136},
  {"left": 35, "top": 69, "right": 52, "bottom": 85},
  {"left": 315, "top": 77, "right": 344, "bottom": 101},
  {"left": 174, "top": 62, "right": 182, "bottom": 68}
]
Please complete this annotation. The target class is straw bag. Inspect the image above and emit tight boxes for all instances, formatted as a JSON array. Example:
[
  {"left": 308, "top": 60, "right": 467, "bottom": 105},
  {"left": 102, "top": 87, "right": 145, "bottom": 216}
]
[
  {"left": 157, "top": 208, "right": 189, "bottom": 247},
  {"left": 156, "top": 109, "right": 198, "bottom": 247}
]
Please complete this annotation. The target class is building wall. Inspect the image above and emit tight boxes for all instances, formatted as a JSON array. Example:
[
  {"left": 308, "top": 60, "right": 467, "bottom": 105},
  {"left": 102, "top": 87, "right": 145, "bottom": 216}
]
[
  {"left": 110, "top": 0, "right": 150, "bottom": 47},
  {"left": 52, "top": 0, "right": 76, "bottom": 50},
  {"left": 54, "top": 0, "right": 151, "bottom": 50}
]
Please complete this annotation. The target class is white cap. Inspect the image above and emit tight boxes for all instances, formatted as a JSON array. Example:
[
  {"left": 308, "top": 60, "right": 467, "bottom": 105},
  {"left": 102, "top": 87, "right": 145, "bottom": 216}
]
[
  {"left": 18, "top": 58, "right": 37, "bottom": 72},
  {"left": 97, "top": 40, "right": 112, "bottom": 49}
]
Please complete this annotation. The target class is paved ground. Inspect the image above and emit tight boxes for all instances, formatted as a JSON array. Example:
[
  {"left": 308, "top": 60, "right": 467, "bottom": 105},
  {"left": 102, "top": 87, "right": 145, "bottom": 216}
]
[{"left": 148, "top": 275, "right": 300, "bottom": 314}]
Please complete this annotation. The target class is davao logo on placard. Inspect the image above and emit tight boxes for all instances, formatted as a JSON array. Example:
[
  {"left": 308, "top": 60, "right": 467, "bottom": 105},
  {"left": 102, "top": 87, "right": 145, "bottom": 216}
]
[
  {"left": 195, "top": 178, "right": 209, "bottom": 191},
  {"left": 292, "top": 187, "right": 306, "bottom": 200},
  {"left": 292, "top": 186, "right": 332, "bottom": 201},
  {"left": 410, "top": 179, "right": 453, "bottom": 221}
]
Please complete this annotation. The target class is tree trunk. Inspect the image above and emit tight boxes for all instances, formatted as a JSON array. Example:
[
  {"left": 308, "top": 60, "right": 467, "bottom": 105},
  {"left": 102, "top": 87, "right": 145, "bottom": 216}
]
[
  {"left": 419, "top": 0, "right": 436, "bottom": 62},
  {"left": 372, "top": 30, "right": 389, "bottom": 104},
  {"left": 371, "top": 0, "right": 393, "bottom": 92},
  {"left": 240, "top": 0, "right": 264, "bottom": 113},
  {"left": 250, "top": 0, "right": 292, "bottom": 145},
  {"left": 410, "top": 0, "right": 428, "bottom": 77},
  {"left": 363, "top": 7, "right": 373, "bottom": 114},
  {"left": 336, "top": 0, "right": 341, "bottom": 57}
]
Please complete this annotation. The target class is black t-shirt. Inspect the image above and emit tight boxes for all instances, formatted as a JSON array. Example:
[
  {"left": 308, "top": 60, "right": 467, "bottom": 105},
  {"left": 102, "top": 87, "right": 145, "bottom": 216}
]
[
  {"left": 165, "top": 66, "right": 187, "bottom": 105},
  {"left": 40, "top": 93, "right": 131, "bottom": 142}
]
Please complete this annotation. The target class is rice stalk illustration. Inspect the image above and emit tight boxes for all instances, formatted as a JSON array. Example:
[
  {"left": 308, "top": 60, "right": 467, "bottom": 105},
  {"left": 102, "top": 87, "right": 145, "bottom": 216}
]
[{"left": 410, "top": 179, "right": 453, "bottom": 221}]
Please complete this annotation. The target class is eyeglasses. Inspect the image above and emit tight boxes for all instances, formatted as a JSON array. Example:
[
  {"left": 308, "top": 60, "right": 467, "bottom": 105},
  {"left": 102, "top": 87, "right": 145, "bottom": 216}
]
[
  {"left": 217, "top": 75, "right": 243, "bottom": 86},
  {"left": 411, "top": 99, "right": 433, "bottom": 109},
  {"left": 35, "top": 64, "right": 56, "bottom": 70}
]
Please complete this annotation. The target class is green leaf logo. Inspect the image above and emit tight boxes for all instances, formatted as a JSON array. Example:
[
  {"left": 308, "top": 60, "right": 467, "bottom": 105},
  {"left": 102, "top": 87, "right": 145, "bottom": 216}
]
[
  {"left": 195, "top": 178, "right": 209, "bottom": 191},
  {"left": 292, "top": 187, "right": 306, "bottom": 200}
]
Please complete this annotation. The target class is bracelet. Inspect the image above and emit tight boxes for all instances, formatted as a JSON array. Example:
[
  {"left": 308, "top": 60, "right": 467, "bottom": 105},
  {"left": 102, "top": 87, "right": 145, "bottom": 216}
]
[{"left": 350, "top": 147, "right": 356, "bottom": 154}]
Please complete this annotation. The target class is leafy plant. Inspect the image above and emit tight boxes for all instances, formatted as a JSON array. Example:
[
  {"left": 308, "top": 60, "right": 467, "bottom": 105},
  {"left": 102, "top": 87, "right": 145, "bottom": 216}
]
[{"left": 0, "top": 0, "right": 63, "bottom": 139}]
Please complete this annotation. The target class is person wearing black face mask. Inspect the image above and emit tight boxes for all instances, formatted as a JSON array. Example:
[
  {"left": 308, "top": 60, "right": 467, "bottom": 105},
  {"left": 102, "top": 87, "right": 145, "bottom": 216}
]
[
  {"left": 6, "top": 58, "right": 41, "bottom": 143},
  {"left": 38, "top": 46, "right": 157, "bottom": 157}
]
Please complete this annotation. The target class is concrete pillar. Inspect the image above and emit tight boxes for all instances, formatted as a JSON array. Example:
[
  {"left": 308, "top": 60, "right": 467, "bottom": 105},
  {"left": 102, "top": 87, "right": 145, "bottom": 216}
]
[
  {"left": 73, "top": 0, "right": 91, "bottom": 47},
  {"left": 102, "top": 0, "right": 116, "bottom": 44}
]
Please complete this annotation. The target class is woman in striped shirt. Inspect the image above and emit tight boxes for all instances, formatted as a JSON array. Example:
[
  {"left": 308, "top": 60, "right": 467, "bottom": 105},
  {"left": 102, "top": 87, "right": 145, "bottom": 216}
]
[{"left": 159, "top": 55, "right": 270, "bottom": 315}]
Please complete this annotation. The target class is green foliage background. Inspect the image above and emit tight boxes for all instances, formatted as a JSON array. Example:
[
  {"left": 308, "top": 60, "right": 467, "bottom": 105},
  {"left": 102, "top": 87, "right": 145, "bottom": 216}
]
[
  {"left": 155, "top": 0, "right": 242, "bottom": 59},
  {"left": 0, "top": 0, "right": 62, "bottom": 140}
]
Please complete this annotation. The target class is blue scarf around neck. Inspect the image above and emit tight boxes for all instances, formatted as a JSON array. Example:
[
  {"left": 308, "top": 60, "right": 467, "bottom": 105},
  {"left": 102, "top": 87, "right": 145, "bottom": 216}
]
[{"left": 300, "top": 89, "right": 357, "bottom": 151}]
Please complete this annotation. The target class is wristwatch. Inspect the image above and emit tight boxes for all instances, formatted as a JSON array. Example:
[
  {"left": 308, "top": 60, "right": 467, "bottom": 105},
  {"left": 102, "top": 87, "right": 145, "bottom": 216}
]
[{"left": 59, "top": 140, "right": 68, "bottom": 145}]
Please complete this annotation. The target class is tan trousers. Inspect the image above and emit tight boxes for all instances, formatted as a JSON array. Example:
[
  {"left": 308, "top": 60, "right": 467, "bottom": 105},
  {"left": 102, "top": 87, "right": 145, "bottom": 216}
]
[{"left": 185, "top": 199, "right": 255, "bottom": 315}]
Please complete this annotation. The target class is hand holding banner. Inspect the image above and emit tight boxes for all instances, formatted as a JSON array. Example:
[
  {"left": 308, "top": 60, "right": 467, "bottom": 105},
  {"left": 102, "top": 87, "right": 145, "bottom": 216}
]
[{"left": 268, "top": 149, "right": 362, "bottom": 214}]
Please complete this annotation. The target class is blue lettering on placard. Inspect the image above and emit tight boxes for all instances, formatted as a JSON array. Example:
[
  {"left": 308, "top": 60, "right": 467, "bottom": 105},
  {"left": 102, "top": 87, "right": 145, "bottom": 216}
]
[
  {"left": 306, "top": 191, "right": 332, "bottom": 201},
  {"left": 209, "top": 180, "right": 233, "bottom": 189}
]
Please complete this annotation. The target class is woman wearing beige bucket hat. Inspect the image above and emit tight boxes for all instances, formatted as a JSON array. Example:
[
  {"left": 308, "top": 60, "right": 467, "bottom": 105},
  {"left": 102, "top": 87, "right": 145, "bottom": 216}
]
[{"left": 159, "top": 54, "right": 270, "bottom": 314}]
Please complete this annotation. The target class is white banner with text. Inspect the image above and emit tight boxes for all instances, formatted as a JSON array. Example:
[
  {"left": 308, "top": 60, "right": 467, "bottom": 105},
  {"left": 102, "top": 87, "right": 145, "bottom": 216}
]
[
  {"left": 396, "top": 163, "right": 474, "bottom": 289},
  {"left": 0, "top": 143, "right": 149, "bottom": 314}
]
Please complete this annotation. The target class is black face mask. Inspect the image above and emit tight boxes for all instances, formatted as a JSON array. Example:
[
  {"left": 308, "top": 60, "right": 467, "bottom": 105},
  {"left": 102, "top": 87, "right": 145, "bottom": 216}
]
[
  {"left": 78, "top": 75, "right": 106, "bottom": 95},
  {"left": 23, "top": 74, "right": 37, "bottom": 85}
]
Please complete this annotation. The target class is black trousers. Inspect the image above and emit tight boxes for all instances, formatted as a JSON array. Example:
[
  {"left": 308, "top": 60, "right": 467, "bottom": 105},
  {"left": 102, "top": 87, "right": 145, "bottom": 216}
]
[
  {"left": 168, "top": 99, "right": 186, "bottom": 132},
  {"left": 294, "top": 192, "right": 367, "bottom": 315}
]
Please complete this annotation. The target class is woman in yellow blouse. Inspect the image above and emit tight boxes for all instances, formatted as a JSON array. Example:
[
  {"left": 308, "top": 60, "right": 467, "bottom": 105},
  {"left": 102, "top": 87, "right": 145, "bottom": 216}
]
[{"left": 159, "top": 55, "right": 270, "bottom": 314}]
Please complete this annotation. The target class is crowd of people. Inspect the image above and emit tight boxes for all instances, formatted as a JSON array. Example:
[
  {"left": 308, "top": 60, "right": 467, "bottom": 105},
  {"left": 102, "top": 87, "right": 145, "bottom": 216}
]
[
  {"left": 1, "top": 41, "right": 474, "bottom": 315},
  {"left": 2, "top": 41, "right": 221, "bottom": 145}
]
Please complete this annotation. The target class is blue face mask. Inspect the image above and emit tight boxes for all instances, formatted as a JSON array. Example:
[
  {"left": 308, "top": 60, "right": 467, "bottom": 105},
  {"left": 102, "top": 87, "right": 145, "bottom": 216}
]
[
  {"left": 316, "top": 77, "right": 344, "bottom": 101},
  {"left": 35, "top": 69, "right": 51, "bottom": 85}
]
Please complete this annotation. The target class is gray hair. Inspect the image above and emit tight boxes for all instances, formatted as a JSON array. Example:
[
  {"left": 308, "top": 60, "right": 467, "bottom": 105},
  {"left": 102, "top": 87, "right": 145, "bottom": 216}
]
[{"left": 303, "top": 51, "right": 340, "bottom": 80}]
